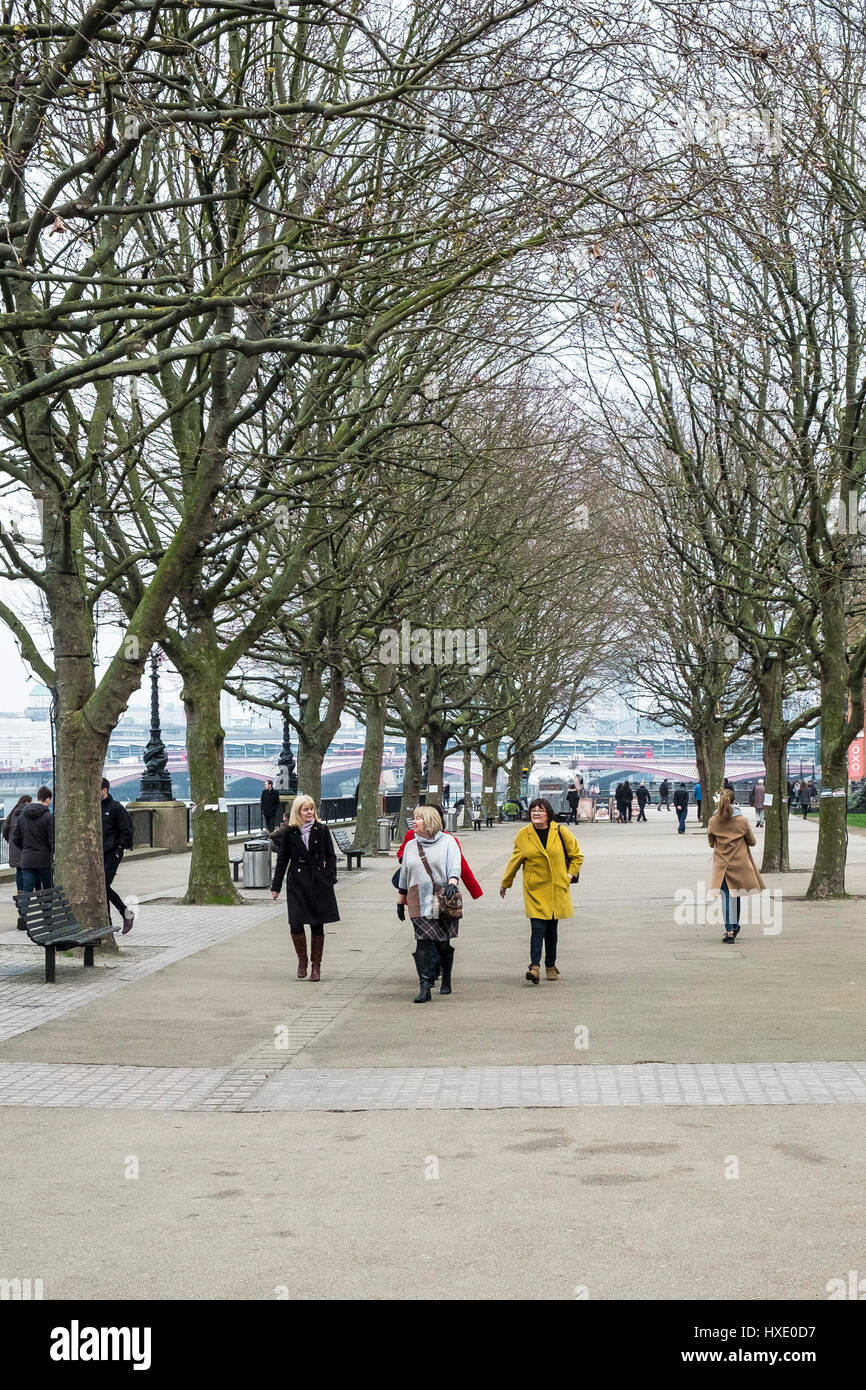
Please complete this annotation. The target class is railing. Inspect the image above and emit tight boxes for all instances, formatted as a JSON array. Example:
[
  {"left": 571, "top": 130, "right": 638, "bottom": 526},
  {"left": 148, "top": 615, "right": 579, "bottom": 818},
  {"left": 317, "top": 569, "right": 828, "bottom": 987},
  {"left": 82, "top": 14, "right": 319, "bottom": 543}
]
[
  {"left": 186, "top": 801, "right": 266, "bottom": 843},
  {"left": 319, "top": 796, "right": 357, "bottom": 822}
]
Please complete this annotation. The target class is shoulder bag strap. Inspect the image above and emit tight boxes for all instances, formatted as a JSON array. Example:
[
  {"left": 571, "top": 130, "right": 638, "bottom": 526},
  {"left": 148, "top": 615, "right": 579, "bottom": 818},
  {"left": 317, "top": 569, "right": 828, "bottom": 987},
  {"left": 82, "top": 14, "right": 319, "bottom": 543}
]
[
  {"left": 415, "top": 840, "right": 438, "bottom": 884},
  {"left": 558, "top": 825, "right": 572, "bottom": 873}
]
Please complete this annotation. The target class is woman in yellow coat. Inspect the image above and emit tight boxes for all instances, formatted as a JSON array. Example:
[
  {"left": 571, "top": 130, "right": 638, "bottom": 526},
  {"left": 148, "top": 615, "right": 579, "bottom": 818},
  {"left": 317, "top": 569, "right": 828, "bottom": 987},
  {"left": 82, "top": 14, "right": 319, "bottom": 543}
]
[{"left": 499, "top": 798, "right": 584, "bottom": 983}]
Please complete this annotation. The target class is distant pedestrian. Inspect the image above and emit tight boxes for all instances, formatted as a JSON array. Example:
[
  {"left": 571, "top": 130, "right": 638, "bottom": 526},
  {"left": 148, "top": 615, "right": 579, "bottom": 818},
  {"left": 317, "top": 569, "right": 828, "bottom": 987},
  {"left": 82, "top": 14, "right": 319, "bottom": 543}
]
[
  {"left": 260, "top": 778, "right": 280, "bottom": 832},
  {"left": 723, "top": 778, "right": 734, "bottom": 792},
  {"left": 614, "top": 782, "right": 629, "bottom": 824},
  {"left": 396, "top": 805, "right": 462, "bottom": 1003},
  {"left": 807, "top": 779, "right": 818, "bottom": 802},
  {"left": 658, "top": 779, "right": 670, "bottom": 811},
  {"left": 566, "top": 783, "right": 580, "bottom": 824},
  {"left": 12, "top": 786, "right": 53, "bottom": 892},
  {"left": 673, "top": 782, "right": 689, "bottom": 834},
  {"left": 101, "top": 779, "right": 135, "bottom": 934},
  {"left": 3, "top": 794, "right": 32, "bottom": 928},
  {"left": 270, "top": 794, "right": 339, "bottom": 982},
  {"left": 707, "top": 788, "right": 766, "bottom": 943},
  {"left": 622, "top": 781, "right": 633, "bottom": 821},
  {"left": 443, "top": 783, "right": 451, "bottom": 808},
  {"left": 499, "top": 798, "right": 583, "bottom": 984},
  {"left": 797, "top": 780, "right": 811, "bottom": 819},
  {"left": 752, "top": 779, "right": 766, "bottom": 829},
  {"left": 787, "top": 779, "right": 795, "bottom": 814},
  {"left": 694, "top": 782, "right": 702, "bottom": 820},
  {"left": 636, "top": 784, "right": 651, "bottom": 821}
]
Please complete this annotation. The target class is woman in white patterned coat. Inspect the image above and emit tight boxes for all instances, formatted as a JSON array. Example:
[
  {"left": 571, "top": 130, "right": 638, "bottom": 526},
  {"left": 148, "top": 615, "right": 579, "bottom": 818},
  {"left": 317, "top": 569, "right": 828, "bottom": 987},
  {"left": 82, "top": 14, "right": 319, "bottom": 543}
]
[{"left": 397, "top": 804, "right": 461, "bottom": 1003}]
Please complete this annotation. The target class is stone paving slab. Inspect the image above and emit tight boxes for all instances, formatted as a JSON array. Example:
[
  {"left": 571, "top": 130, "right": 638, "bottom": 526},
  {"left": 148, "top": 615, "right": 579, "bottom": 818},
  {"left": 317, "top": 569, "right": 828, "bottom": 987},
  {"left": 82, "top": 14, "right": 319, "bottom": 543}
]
[
  {"left": 0, "top": 900, "right": 282, "bottom": 1044},
  {"left": 0, "top": 1058, "right": 864, "bottom": 1111}
]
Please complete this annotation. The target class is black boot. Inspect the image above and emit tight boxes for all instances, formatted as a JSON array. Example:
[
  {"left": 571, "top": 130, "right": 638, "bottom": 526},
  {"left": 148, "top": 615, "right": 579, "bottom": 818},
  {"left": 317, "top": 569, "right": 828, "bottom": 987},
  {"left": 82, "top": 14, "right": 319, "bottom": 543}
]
[
  {"left": 437, "top": 943, "right": 454, "bottom": 995},
  {"left": 412, "top": 942, "right": 435, "bottom": 1003}
]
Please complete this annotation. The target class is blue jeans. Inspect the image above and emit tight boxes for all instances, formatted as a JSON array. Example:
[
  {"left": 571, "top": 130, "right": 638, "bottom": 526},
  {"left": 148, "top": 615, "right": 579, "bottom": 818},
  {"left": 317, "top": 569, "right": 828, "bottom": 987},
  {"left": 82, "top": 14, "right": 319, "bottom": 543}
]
[
  {"left": 20, "top": 866, "right": 52, "bottom": 892},
  {"left": 720, "top": 878, "right": 741, "bottom": 933},
  {"left": 530, "top": 918, "right": 558, "bottom": 967},
  {"left": 676, "top": 806, "right": 687, "bottom": 833}
]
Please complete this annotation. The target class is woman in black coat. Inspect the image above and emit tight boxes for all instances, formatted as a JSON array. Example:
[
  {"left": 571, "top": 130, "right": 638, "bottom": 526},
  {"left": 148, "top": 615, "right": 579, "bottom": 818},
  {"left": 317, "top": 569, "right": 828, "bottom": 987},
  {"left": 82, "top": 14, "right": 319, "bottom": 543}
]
[{"left": 270, "top": 795, "right": 339, "bottom": 981}]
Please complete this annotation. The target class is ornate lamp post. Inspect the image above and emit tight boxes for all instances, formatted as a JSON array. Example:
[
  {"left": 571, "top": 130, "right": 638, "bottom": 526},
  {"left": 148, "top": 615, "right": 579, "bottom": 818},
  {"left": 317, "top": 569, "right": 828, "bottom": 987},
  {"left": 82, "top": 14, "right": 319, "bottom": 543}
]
[
  {"left": 276, "top": 706, "right": 297, "bottom": 796},
  {"left": 139, "top": 649, "right": 173, "bottom": 801}
]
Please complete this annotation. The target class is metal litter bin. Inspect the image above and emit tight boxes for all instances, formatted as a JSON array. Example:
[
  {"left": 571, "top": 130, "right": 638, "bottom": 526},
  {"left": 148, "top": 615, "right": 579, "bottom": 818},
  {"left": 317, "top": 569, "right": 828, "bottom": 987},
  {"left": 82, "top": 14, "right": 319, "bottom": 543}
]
[
  {"left": 377, "top": 817, "right": 392, "bottom": 853},
  {"left": 243, "top": 838, "right": 272, "bottom": 888},
  {"left": 445, "top": 807, "right": 458, "bottom": 833}
]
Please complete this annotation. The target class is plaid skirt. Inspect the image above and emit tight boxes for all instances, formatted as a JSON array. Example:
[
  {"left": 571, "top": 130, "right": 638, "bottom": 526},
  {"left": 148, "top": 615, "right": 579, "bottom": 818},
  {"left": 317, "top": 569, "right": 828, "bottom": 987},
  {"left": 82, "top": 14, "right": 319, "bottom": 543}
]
[{"left": 412, "top": 914, "right": 459, "bottom": 942}]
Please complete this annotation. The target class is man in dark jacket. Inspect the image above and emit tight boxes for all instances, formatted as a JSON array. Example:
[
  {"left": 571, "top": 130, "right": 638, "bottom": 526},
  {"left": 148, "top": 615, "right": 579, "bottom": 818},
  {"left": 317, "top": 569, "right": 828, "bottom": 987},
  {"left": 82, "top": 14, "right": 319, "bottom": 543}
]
[
  {"left": 658, "top": 778, "right": 670, "bottom": 811},
  {"left": 101, "top": 779, "right": 134, "bottom": 933},
  {"left": 673, "top": 783, "right": 689, "bottom": 834},
  {"left": 636, "top": 783, "right": 651, "bottom": 821},
  {"left": 12, "top": 786, "right": 54, "bottom": 890},
  {"left": 260, "top": 779, "right": 281, "bottom": 832}
]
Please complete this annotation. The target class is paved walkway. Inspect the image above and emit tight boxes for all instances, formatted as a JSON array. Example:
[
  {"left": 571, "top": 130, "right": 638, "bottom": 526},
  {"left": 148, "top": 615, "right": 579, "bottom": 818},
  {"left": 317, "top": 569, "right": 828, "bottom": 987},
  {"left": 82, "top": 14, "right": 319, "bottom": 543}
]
[{"left": 0, "top": 812, "right": 863, "bottom": 1299}]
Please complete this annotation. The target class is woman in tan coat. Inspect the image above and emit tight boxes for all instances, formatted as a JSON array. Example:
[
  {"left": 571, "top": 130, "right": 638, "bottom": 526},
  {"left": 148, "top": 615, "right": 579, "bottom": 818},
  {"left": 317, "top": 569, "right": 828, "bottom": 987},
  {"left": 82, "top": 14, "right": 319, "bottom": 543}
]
[{"left": 707, "top": 789, "right": 766, "bottom": 942}]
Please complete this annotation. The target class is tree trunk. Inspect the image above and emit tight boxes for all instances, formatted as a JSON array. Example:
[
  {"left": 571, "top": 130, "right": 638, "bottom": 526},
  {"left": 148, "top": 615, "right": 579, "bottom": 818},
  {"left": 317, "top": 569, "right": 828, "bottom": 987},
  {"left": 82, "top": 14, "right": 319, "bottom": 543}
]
[
  {"left": 400, "top": 726, "right": 423, "bottom": 824},
  {"left": 757, "top": 659, "right": 790, "bottom": 873},
  {"left": 481, "top": 741, "right": 500, "bottom": 819},
  {"left": 425, "top": 724, "right": 448, "bottom": 801},
  {"left": 297, "top": 731, "right": 324, "bottom": 805},
  {"left": 54, "top": 709, "right": 114, "bottom": 938},
  {"left": 182, "top": 667, "right": 242, "bottom": 905},
  {"left": 354, "top": 668, "right": 390, "bottom": 855},
  {"left": 461, "top": 746, "right": 473, "bottom": 828},
  {"left": 694, "top": 724, "right": 724, "bottom": 828},
  {"left": 808, "top": 603, "right": 849, "bottom": 898},
  {"left": 508, "top": 748, "right": 531, "bottom": 801}
]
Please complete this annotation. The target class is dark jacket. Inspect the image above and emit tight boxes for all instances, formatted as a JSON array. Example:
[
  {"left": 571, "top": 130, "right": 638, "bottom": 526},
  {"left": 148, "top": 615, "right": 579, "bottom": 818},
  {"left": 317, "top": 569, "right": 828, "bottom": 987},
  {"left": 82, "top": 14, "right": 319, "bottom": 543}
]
[
  {"left": 260, "top": 786, "right": 281, "bottom": 818},
  {"left": 101, "top": 794, "right": 133, "bottom": 856},
  {"left": 659, "top": 781, "right": 669, "bottom": 797},
  {"left": 12, "top": 801, "right": 54, "bottom": 868},
  {"left": 636, "top": 786, "right": 650, "bottom": 806},
  {"left": 271, "top": 821, "right": 340, "bottom": 925},
  {"left": 3, "top": 802, "right": 28, "bottom": 869},
  {"left": 673, "top": 787, "right": 689, "bottom": 812},
  {"left": 797, "top": 783, "right": 811, "bottom": 806}
]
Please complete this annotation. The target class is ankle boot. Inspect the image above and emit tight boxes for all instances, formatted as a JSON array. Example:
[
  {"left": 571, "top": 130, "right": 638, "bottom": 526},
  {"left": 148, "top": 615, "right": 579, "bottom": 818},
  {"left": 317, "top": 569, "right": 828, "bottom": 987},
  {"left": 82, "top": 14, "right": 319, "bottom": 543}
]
[
  {"left": 437, "top": 943, "right": 454, "bottom": 995},
  {"left": 412, "top": 942, "right": 434, "bottom": 1003},
  {"left": 309, "top": 934, "right": 324, "bottom": 982},
  {"left": 291, "top": 930, "right": 308, "bottom": 979}
]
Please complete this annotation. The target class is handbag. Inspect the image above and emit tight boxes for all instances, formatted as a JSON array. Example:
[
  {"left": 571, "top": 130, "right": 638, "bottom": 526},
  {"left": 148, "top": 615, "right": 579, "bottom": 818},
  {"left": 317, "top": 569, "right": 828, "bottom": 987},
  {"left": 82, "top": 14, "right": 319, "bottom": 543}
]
[
  {"left": 558, "top": 825, "right": 578, "bottom": 883},
  {"left": 415, "top": 840, "right": 463, "bottom": 919}
]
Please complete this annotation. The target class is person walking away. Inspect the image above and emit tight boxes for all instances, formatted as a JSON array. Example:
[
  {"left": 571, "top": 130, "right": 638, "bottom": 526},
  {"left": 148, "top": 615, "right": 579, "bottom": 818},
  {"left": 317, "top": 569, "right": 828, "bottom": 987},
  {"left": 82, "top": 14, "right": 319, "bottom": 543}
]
[
  {"left": 673, "top": 782, "right": 688, "bottom": 834},
  {"left": 566, "top": 782, "right": 580, "bottom": 824},
  {"left": 707, "top": 788, "right": 766, "bottom": 942},
  {"left": 500, "top": 797, "right": 583, "bottom": 983},
  {"left": 636, "top": 783, "right": 651, "bottom": 822},
  {"left": 798, "top": 780, "right": 811, "bottom": 819},
  {"left": 101, "top": 779, "right": 135, "bottom": 933},
  {"left": 260, "top": 779, "right": 280, "bottom": 833},
  {"left": 396, "top": 805, "right": 461, "bottom": 1002},
  {"left": 614, "top": 782, "right": 628, "bottom": 824},
  {"left": 786, "top": 779, "right": 795, "bottom": 814},
  {"left": 3, "top": 794, "right": 32, "bottom": 928},
  {"left": 753, "top": 779, "right": 766, "bottom": 829},
  {"left": 443, "top": 783, "right": 451, "bottom": 808},
  {"left": 622, "top": 781, "right": 634, "bottom": 822},
  {"left": 658, "top": 779, "right": 670, "bottom": 811},
  {"left": 12, "top": 786, "right": 54, "bottom": 892},
  {"left": 270, "top": 794, "right": 339, "bottom": 981},
  {"left": 693, "top": 782, "right": 702, "bottom": 822}
]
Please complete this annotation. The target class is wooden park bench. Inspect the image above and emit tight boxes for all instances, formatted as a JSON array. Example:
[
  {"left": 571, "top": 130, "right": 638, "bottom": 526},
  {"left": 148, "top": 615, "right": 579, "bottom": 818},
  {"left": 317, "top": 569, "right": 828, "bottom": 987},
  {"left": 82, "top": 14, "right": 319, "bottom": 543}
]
[
  {"left": 15, "top": 886, "right": 117, "bottom": 984},
  {"left": 332, "top": 827, "right": 363, "bottom": 870}
]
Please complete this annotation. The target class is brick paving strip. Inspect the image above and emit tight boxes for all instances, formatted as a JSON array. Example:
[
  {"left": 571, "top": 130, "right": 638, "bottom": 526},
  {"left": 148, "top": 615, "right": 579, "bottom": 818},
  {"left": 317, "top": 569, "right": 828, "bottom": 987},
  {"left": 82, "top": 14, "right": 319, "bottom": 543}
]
[{"left": 0, "top": 1060, "right": 864, "bottom": 1111}]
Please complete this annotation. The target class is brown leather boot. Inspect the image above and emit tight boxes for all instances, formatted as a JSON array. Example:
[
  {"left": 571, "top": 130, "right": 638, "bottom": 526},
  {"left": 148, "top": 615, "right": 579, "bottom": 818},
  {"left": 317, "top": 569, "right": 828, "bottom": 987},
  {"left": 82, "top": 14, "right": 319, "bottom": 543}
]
[
  {"left": 309, "top": 933, "right": 324, "bottom": 982},
  {"left": 291, "top": 930, "right": 308, "bottom": 979}
]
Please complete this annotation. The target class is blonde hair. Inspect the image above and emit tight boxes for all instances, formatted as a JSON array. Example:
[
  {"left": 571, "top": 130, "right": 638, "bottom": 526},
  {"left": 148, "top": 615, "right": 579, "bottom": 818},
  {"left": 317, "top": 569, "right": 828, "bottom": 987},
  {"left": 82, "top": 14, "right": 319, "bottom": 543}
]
[
  {"left": 716, "top": 788, "right": 734, "bottom": 823},
  {"left": 289, "top": 794, "right": 319, "bottom": 828},
  {"left": 414, "top": 804, "right": 443, "bottom": 837}
]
